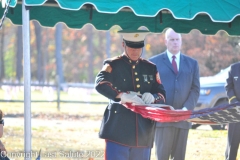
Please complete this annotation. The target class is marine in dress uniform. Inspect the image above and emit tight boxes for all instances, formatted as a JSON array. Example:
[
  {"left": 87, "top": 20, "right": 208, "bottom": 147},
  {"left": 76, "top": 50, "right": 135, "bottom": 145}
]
[
  {"left": 225, "top": 62, "right": 240, "bottom": 160},
  {"left": 95, "top": 30, "right": 166, "bottom": 160}
]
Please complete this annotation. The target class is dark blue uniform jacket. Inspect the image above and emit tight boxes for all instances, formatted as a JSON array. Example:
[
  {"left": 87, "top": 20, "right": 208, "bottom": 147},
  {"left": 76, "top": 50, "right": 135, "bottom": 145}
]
[
  {"left": 226, "top": 62, "right": 240, "bottom": 103},
  {"left": 95, "top": 54, "right": 166, "bottom": 147}
]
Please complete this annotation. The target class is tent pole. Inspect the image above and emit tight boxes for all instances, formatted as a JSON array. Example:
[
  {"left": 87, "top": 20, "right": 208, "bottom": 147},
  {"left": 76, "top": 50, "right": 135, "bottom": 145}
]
[{"left": 22, "top": 1, "right": 31, "bottom": 160}]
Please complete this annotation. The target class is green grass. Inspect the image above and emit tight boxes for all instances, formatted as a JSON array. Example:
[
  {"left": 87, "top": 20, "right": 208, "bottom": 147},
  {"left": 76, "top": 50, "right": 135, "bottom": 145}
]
[
  {"left": 1, "top": 123, "right": 232, "bottom": 160},
  {"left": 186, "top": 130, "right": 228, "bottom": 160}
]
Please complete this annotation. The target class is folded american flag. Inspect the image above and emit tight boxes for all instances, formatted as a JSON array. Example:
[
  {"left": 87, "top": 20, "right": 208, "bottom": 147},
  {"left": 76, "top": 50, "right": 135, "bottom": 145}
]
[{"left": 123, "top": 102, "right": 240, "bottom": 125}]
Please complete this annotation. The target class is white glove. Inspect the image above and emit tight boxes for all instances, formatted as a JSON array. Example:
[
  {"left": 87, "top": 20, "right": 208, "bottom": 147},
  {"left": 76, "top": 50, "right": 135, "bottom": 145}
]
[
  {"left": 233, "top": 101, "right": 240, "bottom": 112},
  {"left": 128, "top": 91, "right": 142, "bottom": 96},
  {"left": 236, "top": 106, "right": 240, "bottom": 112},
  {"left": 142, "top": 92, "right": 155, "bottom": 104},
  {"left": 121, "top": 92, "right": 145, "bottom": 104}
]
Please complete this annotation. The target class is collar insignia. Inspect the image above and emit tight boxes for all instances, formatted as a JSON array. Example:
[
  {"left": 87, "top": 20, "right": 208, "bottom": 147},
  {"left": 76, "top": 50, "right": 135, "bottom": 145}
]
[
  {"left": 143, "top": 75, "right": 148, "bottom": 82},
  {"left": 234, "top": 76, "right": 238, "bottom": 81},
  {"left": 149, "top": 75, "right": 153, "bottom": 81}
]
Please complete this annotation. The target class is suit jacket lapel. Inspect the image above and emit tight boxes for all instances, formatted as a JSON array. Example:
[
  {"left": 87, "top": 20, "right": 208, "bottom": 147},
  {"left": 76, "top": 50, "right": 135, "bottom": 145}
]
[
  {"left": 162, "top": 52, "right": 176, "bottom": 74},
  {"left": 178, "top": 53, "right": 185, "bottom": 76}
]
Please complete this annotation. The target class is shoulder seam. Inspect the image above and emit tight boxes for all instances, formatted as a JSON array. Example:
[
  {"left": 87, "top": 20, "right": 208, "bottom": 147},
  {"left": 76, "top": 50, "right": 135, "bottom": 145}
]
[
  {"left": 140, "top": 58, "right": 155, "bottom": 65},
  {"left": 105, "top": 56, "right": 122, "bottom": 62}
]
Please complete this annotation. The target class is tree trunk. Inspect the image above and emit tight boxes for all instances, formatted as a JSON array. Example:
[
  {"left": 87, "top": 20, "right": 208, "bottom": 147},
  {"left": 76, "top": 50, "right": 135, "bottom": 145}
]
[
  {"left": 16, "top": 26, "right": 23, "bottom": 82},
  {"left": 33, "top": 21, "right": 43, "bottom": 83},
  {"left": 42, "top": 30, "right": 49, "bottom": 83},
  {"left": 55, "top": 23, "right": 64, "bottom": 84},
  {"left": 0, "top": 24, "right": 4, "bottom": 82},
  {"left": 87, "top": 25, "right": 93, "bottom": 83}
]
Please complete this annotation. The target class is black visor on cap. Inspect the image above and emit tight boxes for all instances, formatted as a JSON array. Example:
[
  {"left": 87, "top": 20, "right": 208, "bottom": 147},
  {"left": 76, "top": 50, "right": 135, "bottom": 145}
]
[{"left": 124, "top": 39, "right": 144, "bottom": 48}]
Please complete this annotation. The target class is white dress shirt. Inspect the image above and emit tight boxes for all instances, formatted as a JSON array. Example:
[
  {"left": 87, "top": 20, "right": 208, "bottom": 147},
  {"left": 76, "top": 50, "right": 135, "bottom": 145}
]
[{"left": 166, "top": 50, "right": 180, "bottom": 71}]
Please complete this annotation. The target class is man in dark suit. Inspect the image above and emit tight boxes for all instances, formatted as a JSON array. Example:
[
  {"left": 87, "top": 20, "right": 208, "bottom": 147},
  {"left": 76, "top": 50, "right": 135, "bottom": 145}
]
[
  {"left": 95, "top": 29, "right": 166, "bottom": 160},
  {"left": 149, "top": 28, "right": 200, "bottom": 160},
  {"left": 225, "top": 61, "right": 240, "bottom": 160}
]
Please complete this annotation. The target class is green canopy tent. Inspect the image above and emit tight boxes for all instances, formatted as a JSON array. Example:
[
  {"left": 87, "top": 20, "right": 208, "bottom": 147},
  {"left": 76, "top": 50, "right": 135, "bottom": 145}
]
[
  {"left": 4, "top": 0, "right": 240, "bottom": 35},
  {"left": 1, "top": 0, "right": 240, "bottom": 159}
]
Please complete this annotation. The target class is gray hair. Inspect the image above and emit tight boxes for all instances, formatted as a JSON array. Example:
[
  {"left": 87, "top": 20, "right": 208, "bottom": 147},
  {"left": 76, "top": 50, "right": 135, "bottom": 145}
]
[{"left": 165, "top": 28, "right": 181, "bottom": 40}]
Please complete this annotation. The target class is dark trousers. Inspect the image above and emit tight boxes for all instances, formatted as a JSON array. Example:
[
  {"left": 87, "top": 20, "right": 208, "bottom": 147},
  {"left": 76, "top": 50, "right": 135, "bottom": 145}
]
[
  {"left": 154, "top": 127, "right": 189, "bottom": 160},
  {"left": 225, "top": 122, "right": 240, "bottom": 160},
  {"left": 105, "top": 140, "right": 151, "bottom": 160}
]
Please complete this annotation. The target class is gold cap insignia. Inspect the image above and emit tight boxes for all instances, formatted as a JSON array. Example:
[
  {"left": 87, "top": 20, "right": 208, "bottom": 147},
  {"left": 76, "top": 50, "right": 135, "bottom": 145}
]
[{"left": 134, "top": 34, "right": 139, "bottom": 37}]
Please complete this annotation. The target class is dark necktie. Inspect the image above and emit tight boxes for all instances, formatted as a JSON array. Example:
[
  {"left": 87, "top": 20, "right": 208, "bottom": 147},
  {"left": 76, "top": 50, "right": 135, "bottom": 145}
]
[{"left": 172, "top": 55, "right": 178, "bottom": 74}]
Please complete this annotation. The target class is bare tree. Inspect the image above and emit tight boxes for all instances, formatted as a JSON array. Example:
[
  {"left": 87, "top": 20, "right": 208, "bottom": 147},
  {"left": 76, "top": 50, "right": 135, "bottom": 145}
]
[
  {"left": 16, "top": 26, "right": 23, "bottom": 82},
  {"left": 55, "top": 23, "right": 64, "bottom": 84},
  {"left": 33, "top": 21, "right": 43, "bottom": 83},
  {"left": 0, "top": 24, "right": 4, "bottom": 81},
  {"left": 87, "top": 25, "right": 94, "bottom": 83},
  {"left": 42, "top": 29, "right": 50, "bottom": 83}
]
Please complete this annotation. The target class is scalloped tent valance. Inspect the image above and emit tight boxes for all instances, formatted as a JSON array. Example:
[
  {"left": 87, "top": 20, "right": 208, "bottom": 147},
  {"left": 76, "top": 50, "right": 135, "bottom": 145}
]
[
  {"left": 12, "top": 0, "right": 240, "bottom": 22},
  {"left": 3, "top": 0, "right": 240, "bottom": 35}
]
